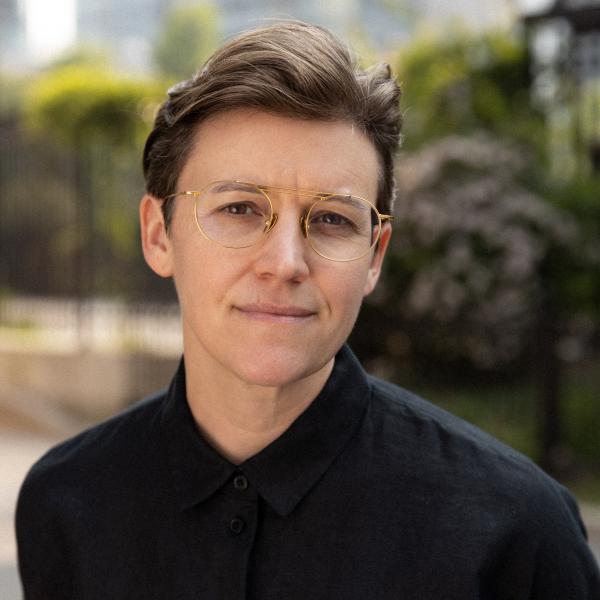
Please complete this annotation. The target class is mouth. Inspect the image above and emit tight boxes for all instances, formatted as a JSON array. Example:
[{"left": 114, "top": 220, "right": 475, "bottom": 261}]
[{"left": 234, "top": 303, "right": 317, "bottom": 323}]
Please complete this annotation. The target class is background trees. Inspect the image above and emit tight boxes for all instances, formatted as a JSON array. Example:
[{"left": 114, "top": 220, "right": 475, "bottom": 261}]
[
  {"left": 1, "top": 58, "right": 165, "bottom": 299},
  {"left": 395, "top": 29, "right": 543, "bottom": 151},
  {"left": 350, "top": 28, "right": 600, "bottom": 476},
  {"left": 2, "top": 15, "right": 599, "bottom": 485},
  {"left": 153, "top": 3, "right": 219, "bottom": 81}
]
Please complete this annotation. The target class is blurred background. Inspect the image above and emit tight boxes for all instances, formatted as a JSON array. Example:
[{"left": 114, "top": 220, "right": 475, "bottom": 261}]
[{"left": 1, "top": 0, "right": 599, "bottom": 595}]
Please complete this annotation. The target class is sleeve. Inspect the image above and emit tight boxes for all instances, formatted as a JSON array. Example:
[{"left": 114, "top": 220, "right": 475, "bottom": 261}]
[
  {"left": 528, "top": 484, "right": 600, "bottom": 599},
  {"left": 15, "top": 464, "right": 75, "bottom": 600},
  {"left": 482, "top": 480, "right": 600, "bottom": 599}
]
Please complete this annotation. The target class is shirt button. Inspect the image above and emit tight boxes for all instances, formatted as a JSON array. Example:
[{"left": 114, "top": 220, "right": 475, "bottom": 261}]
[
  {"left": 233, "top": 475, "right": 248, "bottom": 490},
  {"left": 229, "top": 517, "right": 245, "bottom": 535}
]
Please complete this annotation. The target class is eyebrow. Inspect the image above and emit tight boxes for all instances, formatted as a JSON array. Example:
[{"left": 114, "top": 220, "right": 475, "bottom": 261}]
[
  {"left": 321, "top": 194, "right": 371, "bottom": 211},
  {"left": 254, "top": 183, "right": 366, "bottom": 204},
  {"left": 211, "top": 181, "right": 265, "bottom": 194},
  {"left": 212, "top": 181, "right": 370, "bottom": 211}
]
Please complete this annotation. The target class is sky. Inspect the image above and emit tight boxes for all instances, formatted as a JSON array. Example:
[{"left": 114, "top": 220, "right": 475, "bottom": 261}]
[{"left": 24, "top": 0, "right": 77, "bottom": 62}]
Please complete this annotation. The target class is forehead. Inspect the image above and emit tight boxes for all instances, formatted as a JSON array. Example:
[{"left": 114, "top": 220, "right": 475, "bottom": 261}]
[{"left": 177, "top": 109, "right": 380, "bottom": 199}]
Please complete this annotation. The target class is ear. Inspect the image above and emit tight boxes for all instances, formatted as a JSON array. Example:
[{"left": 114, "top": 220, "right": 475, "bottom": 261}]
[
  {"left": 363, "top": 222, "right": 392, "bottom": 296},
  {"left": 139, "top": 194, "right": 174, "bottom": 278}
]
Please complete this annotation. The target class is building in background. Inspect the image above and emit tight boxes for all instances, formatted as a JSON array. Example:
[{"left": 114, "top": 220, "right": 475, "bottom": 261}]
[
  {"left": 76, "top": 0, "right": 165, "bottom": 72},
  {"left": 1, "top": 0, "right": 521, "bottom": 74},
  {"left": 0, "top": 0, "right": 24, "bottom": 68},
  {"left": 62, "top": 0, "right": 411, "bottom": 72}
]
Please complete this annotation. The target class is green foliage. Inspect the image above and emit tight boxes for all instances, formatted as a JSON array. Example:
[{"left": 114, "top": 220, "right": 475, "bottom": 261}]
[
  {"left": 15, "top": 64, "right": 165, "bottom": 297},
  {"left": 366, "top": 30, "right": 600, "bottom": 378},
  {"left": 23, "top": 65, "right": 163, "bottom": 150},
  {"left": 0, "top": 71, "right": 26, "bottom": 116},
  {"left": 407, "top": 355, "right": 600, "bottom": 484},
  {"left": 153, "top": 3, "right": 219, "bottom": 80},
  {"left": 564, "top": 362, "right": 600, "bottom": 465},
  {"left": 538, "top": 176, "right": 600, "bottom": 317},
  {"left": 46, "top": 44, "right": 112, "bottom": 71},
  {"left": 379, "top": 134, "right": 590, "bottom": 373},
  {"left": 371, "top": 27, "right": 600, "bottom": 479},
  {"left": 579, "top": 82, "right": 600, "bottom": 147},
  {"left": 394, "top": 29, "right": 543, "bottom": 152},
  {"left": 413, "top": 380, "right": 537, "bottom": 458}
]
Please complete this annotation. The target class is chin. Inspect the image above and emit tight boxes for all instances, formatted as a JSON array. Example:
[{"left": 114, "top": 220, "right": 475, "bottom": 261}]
[{"left": 230, "top": 345, "right": 330, "bottom": 389}]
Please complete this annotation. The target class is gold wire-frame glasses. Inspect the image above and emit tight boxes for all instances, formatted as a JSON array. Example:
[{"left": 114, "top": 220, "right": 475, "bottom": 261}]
[{"left": 164, "top": 180, "right": 394, "bottom": 262}]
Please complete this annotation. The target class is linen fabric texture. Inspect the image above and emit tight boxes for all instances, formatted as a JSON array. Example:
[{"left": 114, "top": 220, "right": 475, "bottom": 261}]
[{"left": 16, "top": 346, "right": 600, "bottom": 599}]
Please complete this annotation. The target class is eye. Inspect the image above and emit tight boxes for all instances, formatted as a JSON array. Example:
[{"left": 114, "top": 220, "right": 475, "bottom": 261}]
[
  {"left": 220, "top": 202, "right": 261, "bottom": 216},
  {"left": 221, "top": 202, "right": 252, "bottom": 215},
  {"left": 313, "top": 212, "right": 346, "bottom": 225},
  {"left": 311, "top": 211, "right": 356, "bottom": 229}
]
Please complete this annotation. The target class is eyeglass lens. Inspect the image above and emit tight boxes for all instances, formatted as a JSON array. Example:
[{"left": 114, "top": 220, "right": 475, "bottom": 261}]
[{"left": 194, "top": 181, "right": 380, "bottom": 261}]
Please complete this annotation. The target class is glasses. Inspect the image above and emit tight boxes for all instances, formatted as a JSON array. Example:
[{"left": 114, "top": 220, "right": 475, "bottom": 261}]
[{"left": 164, "top": 180, "right": 393, "bottom": 262}]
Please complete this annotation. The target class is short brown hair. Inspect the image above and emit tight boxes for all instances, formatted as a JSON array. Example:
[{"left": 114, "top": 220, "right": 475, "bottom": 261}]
[{"left": 143, "top": 21, "right": 402, "bottom": 228}]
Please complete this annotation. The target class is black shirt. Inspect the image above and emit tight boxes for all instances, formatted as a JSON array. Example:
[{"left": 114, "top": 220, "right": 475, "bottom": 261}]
[{"left": 16, "top": 345, "right": 600, "bottom": 599}]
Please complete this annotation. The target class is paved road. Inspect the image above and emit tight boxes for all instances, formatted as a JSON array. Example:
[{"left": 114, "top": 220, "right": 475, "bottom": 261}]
[{"left": 2, "top": 432, "right": 600, "bottom": 599}]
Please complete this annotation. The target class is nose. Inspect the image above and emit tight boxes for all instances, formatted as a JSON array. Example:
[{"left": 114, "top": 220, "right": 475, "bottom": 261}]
[{"left": 252, "top": 210, "right": 311, "bottom": 283}]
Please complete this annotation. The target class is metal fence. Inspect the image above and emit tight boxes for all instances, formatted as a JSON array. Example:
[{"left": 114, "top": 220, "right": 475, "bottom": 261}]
[
  {"left": 0, "top": 112, "right": 175, "bottom": 302},
  {"left": 0, "top": 112, "right": 182, "bottom": 410},
  {"left": 0, "top": 295, "right": 182, "bottom": 357}
]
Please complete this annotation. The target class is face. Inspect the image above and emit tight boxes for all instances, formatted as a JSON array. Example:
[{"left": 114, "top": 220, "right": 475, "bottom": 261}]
[{"left": 141, "top": 109, "right": 391, "bottom": 389}]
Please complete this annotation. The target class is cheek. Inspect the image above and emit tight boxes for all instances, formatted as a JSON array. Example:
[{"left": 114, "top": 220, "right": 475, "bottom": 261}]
[
  {"left": 324, "top": 266, "right": 370, "bottom": 315},
  {"left": 171, "top": 237, "right": 250, "bottom": 314},
  {"left": 169, "top": 234, "right": 218, "bottom": 302}
]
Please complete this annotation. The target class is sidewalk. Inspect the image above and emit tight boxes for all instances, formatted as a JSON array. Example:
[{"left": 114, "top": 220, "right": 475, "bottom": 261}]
[
  {"left": 0, "top": 431, "right": 62, "bottom": 599},
  {"left": 583, "top": 503, "right": 600, "bottom": 559},
  {"left": 0, "top": 389, "right": 88, "bottom": 599}
]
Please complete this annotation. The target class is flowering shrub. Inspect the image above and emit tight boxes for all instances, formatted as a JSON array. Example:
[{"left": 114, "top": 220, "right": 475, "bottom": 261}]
[{"left": 383, "top": 133, "right": 595, "bottom": 371}]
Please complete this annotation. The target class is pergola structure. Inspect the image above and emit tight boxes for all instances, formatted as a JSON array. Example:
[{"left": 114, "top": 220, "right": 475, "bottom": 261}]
[{"left": 524, "top": 0, "right": 600, "bottom": 172}]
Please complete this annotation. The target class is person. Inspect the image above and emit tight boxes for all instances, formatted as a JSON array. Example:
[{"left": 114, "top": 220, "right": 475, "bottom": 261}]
[{"left": 16, "top": 21, "right": 600, "bottom": 600}]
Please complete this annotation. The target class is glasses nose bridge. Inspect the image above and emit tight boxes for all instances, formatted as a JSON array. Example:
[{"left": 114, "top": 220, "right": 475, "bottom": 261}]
[{"left": 261, "top": 185, "right": 314, "bottom": 239}]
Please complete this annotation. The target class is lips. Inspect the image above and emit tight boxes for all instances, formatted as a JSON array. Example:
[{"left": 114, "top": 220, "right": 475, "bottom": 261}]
[{"left": 235, "top": 303, "right": 316, "bottom": 321}]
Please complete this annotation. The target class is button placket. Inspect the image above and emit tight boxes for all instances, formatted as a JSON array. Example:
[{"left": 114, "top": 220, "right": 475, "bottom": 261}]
[
  {"left": 229, "top": 516, "right": 245, "bottom": 535},
  {"left": 227, "top": 473, "right": 253, "bottom": 538},
  {"left": 233, "top": 474, "right": 249, "bottom": 491}
]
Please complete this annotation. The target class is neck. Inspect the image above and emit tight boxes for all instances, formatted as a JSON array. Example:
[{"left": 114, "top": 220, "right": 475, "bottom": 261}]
[{"left": 183, "top": 343, "right": 334, "bottom": 465}]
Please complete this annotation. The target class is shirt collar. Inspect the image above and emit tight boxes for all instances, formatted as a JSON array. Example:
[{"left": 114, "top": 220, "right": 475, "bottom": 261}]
[{"left": 161, "top": 345, "right": 371, "bottom": 517}]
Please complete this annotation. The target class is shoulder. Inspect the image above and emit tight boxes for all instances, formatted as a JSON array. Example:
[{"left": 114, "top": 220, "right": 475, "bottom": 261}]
[
  {"left": 14, "top": 387, "right": 172, "bottom": 594},
  {"left": 15, "top": 387, "right": 170, "bottom": 587},
  {"left": 17, "top": 388, "right": 168, "bottom": 511},
  {"left": 363, "top": 377, "right": 600, "bottom": 593},
  {"left": 366, "top": 374, "right": 528, "bottom": 462},
  {"left": 365, "top": 375, "right": 584, "bottom": 527}
]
